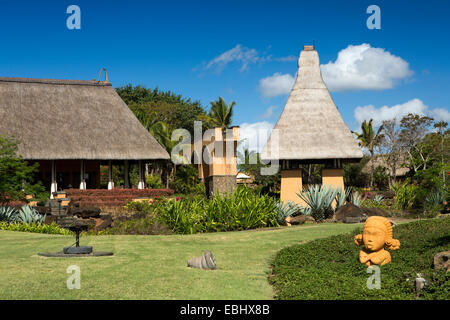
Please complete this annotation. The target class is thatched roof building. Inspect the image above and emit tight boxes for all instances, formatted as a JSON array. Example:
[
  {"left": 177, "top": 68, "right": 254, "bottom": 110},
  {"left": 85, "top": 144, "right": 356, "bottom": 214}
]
[
  {"left": 261, "top": 46, "right": 363, "bottom": 162},
  {"left": 362, "top": 154, "right": 410, "bottom": 177},
  {"left": 261, "top": 45, "right": 363, "bottom": 207},
  {"left": 0, "top": 76, "right": 169, "bottom": 160}
]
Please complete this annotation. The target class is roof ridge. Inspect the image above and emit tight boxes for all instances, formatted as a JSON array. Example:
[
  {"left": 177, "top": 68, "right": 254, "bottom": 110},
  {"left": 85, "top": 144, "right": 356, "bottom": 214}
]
[{"left": 0, "top": 77, "right": 111, "bottom": 86}]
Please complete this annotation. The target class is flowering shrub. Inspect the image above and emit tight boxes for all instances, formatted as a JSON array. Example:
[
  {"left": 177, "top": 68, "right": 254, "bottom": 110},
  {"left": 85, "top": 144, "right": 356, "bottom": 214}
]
[{"left": 65, "top": 188, "right": 174, "bottom": 207}]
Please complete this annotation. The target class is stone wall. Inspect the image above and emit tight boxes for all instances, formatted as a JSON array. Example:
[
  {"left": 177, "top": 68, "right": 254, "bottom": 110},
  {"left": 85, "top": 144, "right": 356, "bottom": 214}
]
[{"left": 205, "top": 175, "right": 236, "bottom": 197}]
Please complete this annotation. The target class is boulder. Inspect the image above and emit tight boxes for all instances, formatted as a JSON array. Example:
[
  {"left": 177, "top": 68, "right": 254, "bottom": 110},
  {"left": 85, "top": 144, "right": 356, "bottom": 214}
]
[
  {"left": 433, "top": 250, "right": 450, "bottom": 272},
  {"left": 187, "top": 250, "right": 217, "bottom": 270},
  {"left": 35, "top": 206, "right": 51, "bottom": 215},
  {"left": 44, "top": 215, "right": 58, "bottom": 225},
  {"left": 93, "top": 213, "right": 113, "bottom": 231},
  {"left": 334, "top": 203, "right": 367, "bottom": 223},
  {"left": 69, "top": 206, "right": 101, "bottom": 219},
  {"left": 287, "top": 215, "right": 315, "bottom": 225},
  {"left": 383, "top": 190, "right": 395, "bottom": 199},
  {"left": 343, "top": 216, "right": 363, "bottom": 224},
  {"left": 361, "top": 207, "right": 389, "bottom": 217}
]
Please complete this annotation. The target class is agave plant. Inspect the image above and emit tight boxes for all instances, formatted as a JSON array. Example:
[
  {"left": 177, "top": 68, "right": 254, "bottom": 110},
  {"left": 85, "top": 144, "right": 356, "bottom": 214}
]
[
  {"left": 350, "top": 191, "right": 362, "bottom": 207},
  {"left": 0, "top": 206, "right": 18, "bottom": 222},
  {"left": 275, "top": 200, "right": 300, "bottom": 222},
  {"left": 296, "top": 184, "right": 338, "bottom": 221},
  {"left": 425, "top": 189, "right": 444, "bottom": 208},
  {"left": 16, "top": 205, "right": 45, "bottom": 224},
  {"left": 373, "top": 194, "right": 384, "bottom": 205},
  {"left": 335, "top": 187, "right": 352, "bottom": 210}
]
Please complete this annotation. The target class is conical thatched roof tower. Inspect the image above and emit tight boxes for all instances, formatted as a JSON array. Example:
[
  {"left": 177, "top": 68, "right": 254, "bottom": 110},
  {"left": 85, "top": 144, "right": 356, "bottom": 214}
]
[{"left": 262, "top": 45, "right": 363, "bottom": 205}]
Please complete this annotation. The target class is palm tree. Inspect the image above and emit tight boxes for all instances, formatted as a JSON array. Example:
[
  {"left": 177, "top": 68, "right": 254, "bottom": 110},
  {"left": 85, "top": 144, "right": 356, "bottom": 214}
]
[
  {"left": 207, "top": 97, "right": 235, "bottom": 131},
  {"left": 352, "top": 119, "right": 384, "bottom": 188},
  {"left": 237, "top": 147, "right": 258, "bottom": 168}
]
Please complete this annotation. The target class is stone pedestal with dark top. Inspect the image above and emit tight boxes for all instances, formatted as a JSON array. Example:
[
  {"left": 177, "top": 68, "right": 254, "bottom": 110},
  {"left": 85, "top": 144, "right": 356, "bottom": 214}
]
[{"left": 205, "top": 175, "right": 236, "bottom": 198}]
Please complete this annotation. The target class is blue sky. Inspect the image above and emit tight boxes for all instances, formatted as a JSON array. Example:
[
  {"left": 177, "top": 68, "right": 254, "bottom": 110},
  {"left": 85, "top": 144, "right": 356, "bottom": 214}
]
[{"left": 1, "top": 0, "right": 449, "bottom": 151}]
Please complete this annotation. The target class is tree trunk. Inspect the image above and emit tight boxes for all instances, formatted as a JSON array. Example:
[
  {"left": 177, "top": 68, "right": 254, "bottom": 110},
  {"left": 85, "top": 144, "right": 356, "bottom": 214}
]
[{"left": 370, "top": 150, "right": 374, "bottom": 189}]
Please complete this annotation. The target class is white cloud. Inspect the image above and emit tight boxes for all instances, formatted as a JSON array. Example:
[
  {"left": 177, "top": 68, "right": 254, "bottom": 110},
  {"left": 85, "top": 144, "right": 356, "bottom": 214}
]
[
  {"left": 429, "top": 108, "right": 450, "bottom": 122},
  {"left": 206, "top": 44, "right": 259, "bottom": 73},
  {"left": 261, "top": 105, "right": 278, "bottom": 119},
  {"left": 238, "top": 121, "right": 274, "bottom": 153},
  {"left": 203, "top": 45, "right": 295, "bottom": 74},
  {"left": 259, "top": 73, "right": 295, "bottom": 98},
  {"left": 274, "top": 55, "right": 297, "bottom": 62},
  {"left": 354, "top": 98, "right": 450, "bottom": 127},
  {"left": 321, "top": 43, "right": 413, "bottom": 92}
]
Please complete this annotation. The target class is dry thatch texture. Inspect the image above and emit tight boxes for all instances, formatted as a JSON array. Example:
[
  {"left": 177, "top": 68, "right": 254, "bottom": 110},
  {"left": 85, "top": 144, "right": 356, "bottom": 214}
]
[
  {"left": 362, "top": 154, "right": 410, "bottom": 177},
  {"left": 0, "top": 77, "right": 169, "bottom": 160},
  {"left": 261, "top": 47, "right": 363, "bottom": 161}
]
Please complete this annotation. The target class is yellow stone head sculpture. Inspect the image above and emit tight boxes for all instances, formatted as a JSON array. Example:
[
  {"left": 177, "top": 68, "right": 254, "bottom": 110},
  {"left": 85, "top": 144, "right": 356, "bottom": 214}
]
[{"left": 354, "top": 216, "right": 400, "bottom": 266}]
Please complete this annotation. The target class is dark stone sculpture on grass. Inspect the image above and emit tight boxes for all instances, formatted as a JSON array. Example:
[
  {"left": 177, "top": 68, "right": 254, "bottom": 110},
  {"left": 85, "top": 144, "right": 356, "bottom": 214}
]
[
  {"left": 38, "top": 217, "right": 113, "bottom": 257},
  {"left": 187, "top": 250, "right": 217, "bottom": 270}
]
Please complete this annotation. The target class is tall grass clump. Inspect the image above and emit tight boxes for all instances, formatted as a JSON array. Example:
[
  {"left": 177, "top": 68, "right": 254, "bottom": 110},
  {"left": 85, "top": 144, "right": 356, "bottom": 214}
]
[
  {"left": 391, "top": 181, "right": 419, "bottom": 210},
  {"left": 154, "top": 187, "right": 281, "bottom": 234}
]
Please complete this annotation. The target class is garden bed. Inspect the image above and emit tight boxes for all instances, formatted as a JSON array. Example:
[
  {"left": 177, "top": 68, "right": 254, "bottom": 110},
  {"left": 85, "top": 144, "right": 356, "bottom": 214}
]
[
  {"left": 269, "top": 218, "right": 450, "bottom": 300},
  {"left": 64, "top": 188, "right": 174, "bottom": 207}
]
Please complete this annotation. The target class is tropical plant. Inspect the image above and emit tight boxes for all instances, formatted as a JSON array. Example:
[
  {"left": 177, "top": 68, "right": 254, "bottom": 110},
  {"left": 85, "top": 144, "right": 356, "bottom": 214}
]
[
  {"left": 117, "top": 84, "right": 206, "bottom": 135},
  {"left": 153, "top": 187, "right": 280, "bottom": 234},
  {"left": 145, "top": 173, "right": 164, "bottom": 189},
  {"left": 207, "top": 97, "right": 235, "bottom": 130},
  {"left": 425, "top": 189, "right": 445, "bottom": 208},
  {"left": 391, "top": 181, "right": 419, "bottom": 210},
  {"left": 0, "top": 206, "right": 17, "bottom": 222},
  {"left": 352, "top": 119, "right": 384, "bottom": 187},
  {"left": 373, "top": 194, "right": 384, "bottom": 205},
  {"left": 350, "top": 191, "right": 362, "bottom": 207},
  {"left": 275, "top": 200, "right": 300, "bottom": 222},
  {"left": 0, "top": 135, "right": 45, "bottom": 205},
  {"left": 15, "top": 205, "right": 45, "bottom": 224},
  {"left": 335, "top": 187, "right": 352, "bottom": 209},
  {"left": 296, "top": 185, "right": 338, "bottom": 221}
]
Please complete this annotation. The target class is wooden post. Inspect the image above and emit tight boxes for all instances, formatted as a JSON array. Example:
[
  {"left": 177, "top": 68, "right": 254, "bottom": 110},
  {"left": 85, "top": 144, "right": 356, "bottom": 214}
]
[
  {"left": 50, "top": 160, "right": 57, "bottom": 199},
  {"left": 138, "top": 160, "right": 145, "bottom": 189},
  {"left": 124, "top": 160, "right": 130, "bottom": 189},
  {"left": 107, "top": 160, "right": 114, "bottom": 190},
  {"left": 80, "top": 160, "right": 86, "bottom": 190}
]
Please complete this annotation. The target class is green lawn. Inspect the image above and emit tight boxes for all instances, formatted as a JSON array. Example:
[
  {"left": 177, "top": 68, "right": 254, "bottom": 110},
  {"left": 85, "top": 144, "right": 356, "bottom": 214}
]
[{"left": 0, "top": 223, "right": 360, "bottom": 300}]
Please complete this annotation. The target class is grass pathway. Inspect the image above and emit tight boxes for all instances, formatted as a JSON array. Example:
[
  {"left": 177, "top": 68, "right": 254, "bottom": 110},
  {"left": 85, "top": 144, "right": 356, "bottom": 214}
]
[{"left": 0, "top": 223, "right": 361, "bottom": 299}]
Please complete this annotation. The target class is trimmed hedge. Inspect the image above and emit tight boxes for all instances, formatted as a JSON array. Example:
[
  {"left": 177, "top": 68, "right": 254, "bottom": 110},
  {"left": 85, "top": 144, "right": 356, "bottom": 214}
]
[
  {"left": 0, "top": 221, "right": 71, "bottom": 235},
  {"left": 270, "top": 218, "right": 450, "bottom": 300},
  {"left": 64, "top": 188, "right": 174, "bottom": 197}
]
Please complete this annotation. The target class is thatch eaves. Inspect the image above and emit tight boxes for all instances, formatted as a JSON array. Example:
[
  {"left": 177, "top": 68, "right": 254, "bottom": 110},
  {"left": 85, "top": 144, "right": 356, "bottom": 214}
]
[
  {"left": 0, "top": 77, "right": 170, "bottom": 160},
  {"left": 362, "top": 154, "right": 410, "bottom": 177},
  {"left": 261, "top": 46, "right": 363, "bottom": 162}
]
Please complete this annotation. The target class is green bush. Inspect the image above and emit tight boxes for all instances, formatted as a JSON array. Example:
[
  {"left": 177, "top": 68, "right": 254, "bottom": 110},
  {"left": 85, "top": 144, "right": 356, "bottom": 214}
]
[
  {"left": 154, "top": 187, "right": 280, "bottom": 234},
  {"left": 0, "top": 221, "right": 70, "bottom": 235},
  {"left": 101, "top": 216, "right": 171, "bottom": 235},
  {"left": 270, "top": 218, "right": 450, "bottom": 300},
  {"left": 361, "top": 198, "right": 390, "bottom": 211},
  {"left": 145, "top": 173, "right": 164, "bottom": 189},
  {"left": 169, "top": 165, "right": 205, "bottom": 196},
  {"left": 391, "top": 181, "right": 419, "bottom": 210}
]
